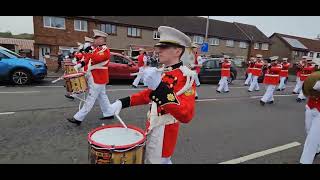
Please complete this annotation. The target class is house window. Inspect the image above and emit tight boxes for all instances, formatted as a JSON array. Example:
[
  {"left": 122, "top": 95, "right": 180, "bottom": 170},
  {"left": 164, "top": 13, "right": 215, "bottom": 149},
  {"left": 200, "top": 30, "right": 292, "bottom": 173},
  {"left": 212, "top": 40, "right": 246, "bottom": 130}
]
[
  {"left": 98, "top": 24, "right": 117, "bottom": 35},
  {"left": 309, "top": 52, "right": 314, "bottom": 57},
  {"left": 261, "top": 43, "right": 269, "bottom": 50},
  {"left": 43, "top": 16, "right": 65, "bottom": 29},
  {"left": 209, "top": 38, "right": 219, "bottom": 46},
  {"left": 74, "top": 20, "right": 88, "bottom": 32},
  {"left": 293, "top": 51, "right": 298, "bottom": 56},
  {"left": 239, "top": 42, "right": 247, "bottom": 49},
  {"left": 254, "top": 43, "right": 260, "bottom": 50},
  {"left": 127, "top": 27, "right": 141, "bottom": 38},
  {"left": 317, "top": 53, "right": 320, "bottom": 58},
  {"left": 226, "top": 40, "right": 234, "bottom": 47},
  {"left": 193, "top": 36, "right": 204, "bottom": 44},
  {"left": 153, "top": 31, "right": 160, "bottom": 40}
]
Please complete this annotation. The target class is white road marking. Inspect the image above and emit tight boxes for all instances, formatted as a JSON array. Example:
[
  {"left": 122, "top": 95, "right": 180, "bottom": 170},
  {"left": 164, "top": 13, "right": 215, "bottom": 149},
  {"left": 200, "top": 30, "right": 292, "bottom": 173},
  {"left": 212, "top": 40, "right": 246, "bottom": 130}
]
[
  {"left": 35, "top": 86, "right": 64, "bottom": 88},
  {"left": 0, "top": 112, "right": 15, "bottom": 115},
  {"left": 0, "top": 91, "right": 40, "bottom": 94},
  {"left": 219, "top": 142, "right": 301, "bottom": 164},
  {"left": 196, "top": 98, "right": 217, "bottom": 102},
  {"left": 106, "top": 88, "right": 144, "bottom": 92},
  {"left": 250, "top": 94, "right": 295, "bottom": 99}
]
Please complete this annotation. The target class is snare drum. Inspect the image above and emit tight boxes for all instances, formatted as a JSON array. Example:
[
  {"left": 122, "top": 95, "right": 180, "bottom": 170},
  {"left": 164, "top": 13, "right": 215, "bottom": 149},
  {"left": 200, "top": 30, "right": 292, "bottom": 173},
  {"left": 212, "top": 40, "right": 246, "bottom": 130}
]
[
  {"left": 64, "top": 62, "right": 77, "bottom": 75},
  {"left": 88, "top": 124, "right": 146, "bottom": 164},
  {"left": 63, "top": 72, "right": 88, "bottom": 94}
]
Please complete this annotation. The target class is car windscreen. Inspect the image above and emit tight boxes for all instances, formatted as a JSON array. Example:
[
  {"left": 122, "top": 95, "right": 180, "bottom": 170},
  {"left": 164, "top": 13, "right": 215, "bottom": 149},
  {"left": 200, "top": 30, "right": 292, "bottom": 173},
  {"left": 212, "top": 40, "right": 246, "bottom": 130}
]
[{"left": 2, "top": 48, "right": 23, "bottom": 58}]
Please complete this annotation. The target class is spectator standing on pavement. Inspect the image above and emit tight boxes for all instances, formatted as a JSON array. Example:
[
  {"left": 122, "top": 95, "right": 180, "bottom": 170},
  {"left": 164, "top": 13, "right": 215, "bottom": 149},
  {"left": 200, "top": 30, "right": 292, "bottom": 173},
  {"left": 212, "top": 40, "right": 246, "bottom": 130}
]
[{"left": 55, "top": 50, "right": 64, "bottom": 73}]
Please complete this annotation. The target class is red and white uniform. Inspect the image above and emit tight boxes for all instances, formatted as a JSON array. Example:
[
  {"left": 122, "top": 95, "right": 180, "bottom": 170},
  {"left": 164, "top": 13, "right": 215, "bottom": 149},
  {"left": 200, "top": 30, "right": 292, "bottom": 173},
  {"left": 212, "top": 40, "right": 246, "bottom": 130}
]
[
  {"left": 194, "top": 54, "right": 201, "bottom": 74},
  {"left": 260, "top": 63, "right": 282, "bottom": 103},
  {"left": 221, "top": 61, "right": 231, "bottom": 77},
  {"left": 300, "top": 64, "right": 315, "bottom": 81},
  {"left": 119, "top": 62, "right": 195, "bottom": 162},
  {"left": 132, "top": 54, "right": 148, "bottom": 87},
  {"left": 251, "top": 61, "right": 264, "bottom": 77},
  {"left": 83, "top": 45, "right": 110, "bottom": 84},
  {"left": 300, "top": 96, "right": 320, "bottom": 164},
  {"left": 263, "top": 64, "right": 282, "bottom": 85},
  {"left": 73, "top": 45, "right": 113, "bottom": 122},
  {"left": 279, "top": 62, "right": 291, "bottom": 78},
  {"left": 293, "top": 60, "right": 307, "bottom": 93},
  {"left": 217, "top": 60, "right": 231, "bottom": 92}
]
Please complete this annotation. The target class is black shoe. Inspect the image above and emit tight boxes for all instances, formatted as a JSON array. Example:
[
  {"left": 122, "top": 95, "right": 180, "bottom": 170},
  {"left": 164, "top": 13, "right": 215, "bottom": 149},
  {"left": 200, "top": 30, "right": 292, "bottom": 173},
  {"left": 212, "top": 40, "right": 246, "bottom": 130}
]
[
  {"left": 99, "top": 116, "right": 114, "bottom": 120},
  {"left": 267, "top": 101, "right": 274, "bottom": 104},
  {"left": 292, "top": 92, "right": 298, "bottom": 94},
  {"left": 255, "top": 89, "right": 260, "bottom": 91},
  {"left": 132, "top": 85, "right": 138, "bottom": 88},
  {"left": 276, "top": 89, "right": 281, "bottom": 91},
  {"left": 67, "top": 118, "right": 81, "bottom": 125},
  {"left": 65, "top": 94, "right": 74, "bottom": 100},
  {"left": 260, "top": 100, "right": 265, "bottom": 106},
  {"left": 248, "top": 90, "right": 252, "bottom": 92},
  {"left": 281, "top": 89, "right": 285, "bottom": 91},
  {"left": 316, "top": 152, "right": 320, "bottom": 157},
  {"left": 195, "top": 96, "right": 198, "bottom": 100},
  {"left": 225, "top": 91, "right": 229, "bottom": 93},
  {"left": 196, "top": 84, "right": 201, "bottom": 87},
  {"left": 244, "top": 84, "right": 248, "bottom": 86},
  {"left": 216, "top": 90, "right": 221, "bottom": 93},
  {"left": 296, "top": 98, "right": 302, "bottom": 103}
]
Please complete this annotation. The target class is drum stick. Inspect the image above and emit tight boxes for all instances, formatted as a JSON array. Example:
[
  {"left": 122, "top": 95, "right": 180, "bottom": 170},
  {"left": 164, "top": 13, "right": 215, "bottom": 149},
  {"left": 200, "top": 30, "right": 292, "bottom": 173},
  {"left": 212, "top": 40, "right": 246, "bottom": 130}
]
[
  {"left": 51, "top": 77, "right": 63, "bottom": 83},
  {"left": 71, "top": 94, "right": 88, "bottom": 103},
  {"left": 115, "top": 114, "right": 128, "bottom": 129}
]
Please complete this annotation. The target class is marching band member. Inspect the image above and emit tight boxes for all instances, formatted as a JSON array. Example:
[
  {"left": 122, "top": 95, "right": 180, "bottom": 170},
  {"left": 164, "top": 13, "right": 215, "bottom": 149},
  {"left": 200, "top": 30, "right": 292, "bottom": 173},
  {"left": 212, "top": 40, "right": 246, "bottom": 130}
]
[
  {"left": 216, "top": 55, "right": 231, "bottom": 93},
  {"left": 248, "top": 54, "right": 264, "bottom": 92},
  {"left": 277, "top": 58, "right": 291, "bottom": 91},
  {"left": 297, "top": 57, "right": 315, "bottom": 102},
  {"left": 191, "top": 43, "right": 202, "bottom": 99},
  {"left": 300, "top": 72, "right": 320, "bottom": 164},
  {"left": 260, "top": 56, "right": 282, "bottom": 106},
  {"left": 293, "top": 56, "right": 308, "bottom": 94},
  {"left": 244, "top": 57, "right": 255, "bottom": 86},
  {"left": 111, "top": 26, "right": 196, "bottom": 164},
  {"left": 67, "top": 29, "right": 114, "bottom": 125},
  {"left": 132, "top": 48, "right": 148, "bottom": 88}
]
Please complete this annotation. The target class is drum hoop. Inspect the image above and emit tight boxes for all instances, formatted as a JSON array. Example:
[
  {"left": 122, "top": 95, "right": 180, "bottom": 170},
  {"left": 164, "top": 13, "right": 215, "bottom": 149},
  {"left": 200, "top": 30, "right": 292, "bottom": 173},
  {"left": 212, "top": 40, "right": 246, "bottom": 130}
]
[{"left": 87, "top": 124, "right": 146, "bottom": 150}]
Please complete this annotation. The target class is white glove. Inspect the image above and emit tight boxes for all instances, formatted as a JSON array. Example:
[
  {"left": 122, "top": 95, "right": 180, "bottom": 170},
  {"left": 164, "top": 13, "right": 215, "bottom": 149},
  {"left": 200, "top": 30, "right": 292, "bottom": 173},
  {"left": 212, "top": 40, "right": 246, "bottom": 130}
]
[
  {"left": 74, "top": 64, "right": 82, "bottom": 72},
  {"left": 143, "top": 67, "right": 162, "bottom": 90},
  {"left": 83, "top": 42, "right": 91, "bottom": 50},
  {"left": 112, "top": 100, "right": 122, "bottom": 115}
]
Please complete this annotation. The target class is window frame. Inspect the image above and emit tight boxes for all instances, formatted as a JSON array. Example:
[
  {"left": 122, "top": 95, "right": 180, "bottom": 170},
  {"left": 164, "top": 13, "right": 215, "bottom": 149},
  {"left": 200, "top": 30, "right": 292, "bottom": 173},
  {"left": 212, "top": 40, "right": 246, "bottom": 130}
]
[
  {"left": 127, "top": 27, "right": 142, "bottom": 38},
  {"left": 261, "top": 43, "right": 269, "bottom": 51},
  {"left": 226, "top": 40, "right": 234, "bottom": 47},
  {"left": 239, "top": 42, "right": 247, "bottom": 49},
  {"left": 209, "top": 38, "right": 219, "bottom": 46},
  {"left": 153, "top": 31, "right": 160, "bottom": 40},
  {"left": 43, "top": 16, "right": 66, "bottom": 30},
  {"left": 74, "top": 19, "right": 88, "bottom": 32}
]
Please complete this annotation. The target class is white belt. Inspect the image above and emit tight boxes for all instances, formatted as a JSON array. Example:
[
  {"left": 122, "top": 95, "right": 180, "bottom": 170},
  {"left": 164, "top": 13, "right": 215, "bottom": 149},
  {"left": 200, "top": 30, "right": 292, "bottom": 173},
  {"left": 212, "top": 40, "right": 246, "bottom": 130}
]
[
  {"left": 221, "top": 68, "right": 230, "bottom": 71},
  {"left": 301, "top": 74, "right": 310, "bottom": 77},
  {"left": 281, "top": 70, "right": 288, "bottom": 72},
  {"left": 251, "top": 68, "right": 262, "bottom": 70},
  {"left": 265, "top": 74, "right": 279, "bottom": 77}
]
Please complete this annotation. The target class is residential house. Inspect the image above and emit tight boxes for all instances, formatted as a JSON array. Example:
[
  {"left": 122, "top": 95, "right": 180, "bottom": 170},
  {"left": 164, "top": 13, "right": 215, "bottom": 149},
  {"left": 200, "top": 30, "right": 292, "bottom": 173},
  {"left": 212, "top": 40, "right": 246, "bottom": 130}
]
[{"left": 33, "top": 16, "right": 271, "bottom": 69}]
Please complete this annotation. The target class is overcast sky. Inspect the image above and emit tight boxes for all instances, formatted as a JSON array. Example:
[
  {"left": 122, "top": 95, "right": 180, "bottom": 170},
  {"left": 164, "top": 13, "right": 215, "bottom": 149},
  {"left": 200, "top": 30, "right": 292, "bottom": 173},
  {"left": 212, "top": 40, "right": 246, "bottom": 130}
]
[{"left": 0, "top": 16, "right": 319, "bottom": 39}]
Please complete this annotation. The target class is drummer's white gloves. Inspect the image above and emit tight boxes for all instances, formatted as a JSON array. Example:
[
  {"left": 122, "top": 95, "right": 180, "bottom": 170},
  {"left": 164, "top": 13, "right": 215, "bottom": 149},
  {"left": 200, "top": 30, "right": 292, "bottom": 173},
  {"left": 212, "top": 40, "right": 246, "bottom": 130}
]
[
  {"left": 143, "top": 67, "right": 162, "bottom": 90},
  {"left": 313, "top": 81, "right": 320, "bottom": 91},
  {"left": 74, "top": 64, "right": 82, "bottom": 72},
  {"left": 190, "top": 64, "right": 195, "bottom": 68},
  {"left": 112, "top": 100, "right": 123, "bottom": 115}
]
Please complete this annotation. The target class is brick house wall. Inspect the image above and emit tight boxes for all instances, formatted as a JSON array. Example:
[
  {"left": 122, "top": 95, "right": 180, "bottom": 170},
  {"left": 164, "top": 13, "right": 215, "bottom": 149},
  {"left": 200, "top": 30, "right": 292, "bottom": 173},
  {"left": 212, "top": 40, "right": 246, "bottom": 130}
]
[{"left": 269, "top": 36, "right": 292, "bottom": 62}]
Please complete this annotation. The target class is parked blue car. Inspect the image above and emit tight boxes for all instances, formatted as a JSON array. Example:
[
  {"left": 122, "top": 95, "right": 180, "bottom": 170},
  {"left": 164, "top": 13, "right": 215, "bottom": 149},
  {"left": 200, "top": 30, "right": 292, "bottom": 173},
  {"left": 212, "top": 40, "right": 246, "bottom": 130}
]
[{"left": 0, "top": 46, "right": 47, "bottom": 85}]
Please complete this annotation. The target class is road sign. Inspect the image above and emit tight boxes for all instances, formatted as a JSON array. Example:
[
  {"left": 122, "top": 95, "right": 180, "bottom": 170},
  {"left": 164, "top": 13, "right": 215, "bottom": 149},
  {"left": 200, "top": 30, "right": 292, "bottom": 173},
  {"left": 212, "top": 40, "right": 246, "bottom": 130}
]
[{"left": 201, "top": 42, "right": 209, "bottom": 52}]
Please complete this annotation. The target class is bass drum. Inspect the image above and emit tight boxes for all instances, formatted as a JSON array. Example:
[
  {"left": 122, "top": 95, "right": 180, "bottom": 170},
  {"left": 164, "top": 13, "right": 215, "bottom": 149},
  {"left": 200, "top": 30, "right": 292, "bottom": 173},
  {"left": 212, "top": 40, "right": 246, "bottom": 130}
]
[{"left": 302, "top": 71, "right": 320, "bottom": 97}]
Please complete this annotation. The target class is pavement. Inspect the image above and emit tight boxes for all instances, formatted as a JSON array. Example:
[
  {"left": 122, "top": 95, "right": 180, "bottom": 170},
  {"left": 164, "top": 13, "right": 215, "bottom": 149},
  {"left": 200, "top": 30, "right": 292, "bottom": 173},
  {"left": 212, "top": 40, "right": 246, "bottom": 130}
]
[{"left": 0, "top": 77, "right": 318, "bottom": 164}]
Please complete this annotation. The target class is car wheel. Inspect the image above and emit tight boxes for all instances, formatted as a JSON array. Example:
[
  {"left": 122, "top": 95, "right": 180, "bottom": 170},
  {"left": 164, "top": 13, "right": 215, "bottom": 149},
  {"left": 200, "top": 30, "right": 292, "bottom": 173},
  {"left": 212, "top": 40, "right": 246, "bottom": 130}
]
[{"left": 11, "top": 70, "right": 31, "bottom": 85}]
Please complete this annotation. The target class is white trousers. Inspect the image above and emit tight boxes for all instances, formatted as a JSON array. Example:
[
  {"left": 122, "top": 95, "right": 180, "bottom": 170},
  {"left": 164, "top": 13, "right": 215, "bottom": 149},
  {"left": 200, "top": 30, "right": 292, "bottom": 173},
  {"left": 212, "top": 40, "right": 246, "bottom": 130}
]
[
  {"left": 73, "top": 76, "right": 113, "bottom": 121},
  {"left": 132, "top": 67, "right": 146, "bottom": 87},
  {"left": 217, "top": 76, "right": 229, "bottom": 92},
  {"left": 144, "top": 125, "right": 172, "bottom": 164},
  {"left": 248, "top": 75, "right": 260, "bottom": 91},
  {"left": 261, "top": 85, "right": 276, "bottom": 103},
  {"left": 278, "top": 77, "right": 287, "bottom": 90},
  {"left": 293, "top": 78, "right": 303, "bottom": 93},
  {"left": 245, "top": 73, "right": 252, "bottom": 85},
  {"left": 194, "top": 72, "right": 200, "bottom": 86},
  {"left": 298, "top": 89, "right": 307, "bottom": 100},
  {"left": 300, "top": 106, "right": 320, "bottom": 164}
]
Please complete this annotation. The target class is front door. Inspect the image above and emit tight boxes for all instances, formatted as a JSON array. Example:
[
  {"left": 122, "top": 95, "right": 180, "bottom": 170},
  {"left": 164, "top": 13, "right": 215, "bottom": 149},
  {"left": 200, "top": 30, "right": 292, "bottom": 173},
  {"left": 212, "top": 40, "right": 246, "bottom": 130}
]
[{"left": 39, "top": 46, "right": 50, "bottom": 62}]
